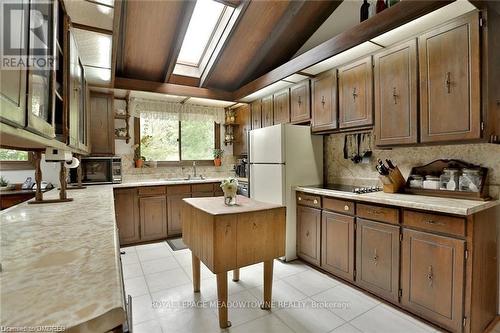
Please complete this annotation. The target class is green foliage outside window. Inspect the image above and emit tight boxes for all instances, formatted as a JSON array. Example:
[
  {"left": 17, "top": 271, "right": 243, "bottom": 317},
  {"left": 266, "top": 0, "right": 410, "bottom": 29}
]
[
  {"left": 140, "top": 117, "right": 215, "bottom": 162},
  {"left": 0, "top": 149, "right": 29, "bottom": 161}
]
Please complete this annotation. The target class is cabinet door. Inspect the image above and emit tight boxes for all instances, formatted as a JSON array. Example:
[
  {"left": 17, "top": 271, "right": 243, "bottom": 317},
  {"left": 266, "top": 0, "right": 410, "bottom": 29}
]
[
  {"left": 339, "top": 56, "right": 373, "bottom": 129},
  {"left": 0, "top": 1, "right": 28, "bottom": 127},
  {"left": 139, "top": 195, "right": 167, "bottom": 241},
  {"left": 374, "top": 40, "right": 418, "bottom": 146},
  {"left": 273, "top": 89, "right": 290, "bottom": 125},
  {"left": 261, "top": 95, "right": 273, "bottom": 127},
  {"left": 68, "top": 30, "right": 80, "bottom": 148},
  {"left": 233, "top": 105, "right": 250, "bottom": 156},
  {"left": 26, "top": 0, "right": 56, "bottom": 138},
  {"left": 90, "top": 92, "right": 114, "bottom": 155},
  {"left": 167, "top": 193, "right": 191, "bottom": 236},
  {"left": 401, "top": 229, "right": 465, "bottom": 332},
  {"left": 419, "top": 12, "right": 480, "bottom": 143},
  {"left": 356, "top": 219, "right": 399, "bottom": 302},
  {"left": 321, "top": 211, "right": 355, "bottom": 281},
  {"left": 114, "top": 188, "right": 140, "bottom": 245},
  {"left": 297, "top": 205, "right": 321, "bottom": 266},
  {"left": 311, "top": 70, "right": 337, "bottom": 132},
  {"left": 251, "top": 100, "right": 261, "bottom": 130},
  {"left": 290, "top": 80, "right": 310, "bottom": 123}
]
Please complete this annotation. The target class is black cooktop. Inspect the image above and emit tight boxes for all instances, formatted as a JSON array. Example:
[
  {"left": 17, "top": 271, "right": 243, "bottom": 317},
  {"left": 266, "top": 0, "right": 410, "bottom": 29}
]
[{"left": 307, "top": 184, "right": 381, "bottom": 194}]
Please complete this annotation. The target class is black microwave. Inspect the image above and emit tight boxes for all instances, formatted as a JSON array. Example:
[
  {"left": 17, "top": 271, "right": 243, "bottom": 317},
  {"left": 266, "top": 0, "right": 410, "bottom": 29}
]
[{"left": 69, "top": 157, "right": 122, "bottom": 185}]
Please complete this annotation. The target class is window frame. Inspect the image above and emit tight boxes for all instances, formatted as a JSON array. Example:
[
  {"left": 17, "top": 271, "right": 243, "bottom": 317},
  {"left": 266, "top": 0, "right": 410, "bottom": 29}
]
[
  {"left": 0, "top": 150, "right": 35, "bottom": 171},
  {"left": 134, "top": 118, "right": 221, "bottom": 167}
]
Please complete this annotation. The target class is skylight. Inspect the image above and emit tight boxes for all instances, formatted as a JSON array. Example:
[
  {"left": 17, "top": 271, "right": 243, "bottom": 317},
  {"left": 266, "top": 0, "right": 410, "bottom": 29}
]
[
  {"left": 177, "top": 0, "right": 225, "bottom": 66},
  {"left": 174, "top": 0, "right": 238, "bottom": 79}
]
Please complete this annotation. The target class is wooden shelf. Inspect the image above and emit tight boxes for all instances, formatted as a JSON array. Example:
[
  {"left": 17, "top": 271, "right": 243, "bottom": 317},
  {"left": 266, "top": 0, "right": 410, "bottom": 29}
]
[{"left": 114, "top": 114, "right": 129, "bottom": 120}]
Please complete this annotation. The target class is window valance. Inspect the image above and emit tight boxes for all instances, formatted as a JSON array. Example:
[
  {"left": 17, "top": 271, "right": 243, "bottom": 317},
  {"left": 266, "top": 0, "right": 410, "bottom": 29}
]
[{"left": 129, "top": 97, "right": 225, "bottom": 123}]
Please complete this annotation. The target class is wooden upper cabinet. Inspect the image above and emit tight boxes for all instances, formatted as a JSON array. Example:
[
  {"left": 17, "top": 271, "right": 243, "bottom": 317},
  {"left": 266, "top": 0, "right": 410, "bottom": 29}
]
[
  {"left": 311, "top": 70, "right": 337, "bottom": 132},
  {"left": 0, "top": 1, "right": 28, "bottom": 128},
  {"left": 68, "top": 30, "right": 80, "bottom": 148},
  {"left": 419, "top": 12, "right": 480, "bottom": 143},
  {"left": 273, "top": 89, "right": 290, "bottom": 125},
  {"left": 290, "top": 80, "right": 311, "bottom": 123},
  {"left": 233, "top": 105, "right": 250, "bottom": 156},
  {"left": 374, "top": 40, "right": 418, "bottom": 146},
  {"left": 401, "top": 229, "right": 465, "bottom": 332},
  {"left": 356, "top": 219, "right": 399, "bottom": 302},
  {"left": 321, "top": 210, "right": 355, "bottom": 281},
  {"left": 251, "top": 100, "right": 262, "bottom": 130},
  {"left": 139, "top": 195, "right": 168, "bottom": 241},
  {"left": 261, "top": 95, "right": 273, "bottom": 127},
  {"left": 296, "top": 205, "right": 321, "bottom": 266},
  {"left": 338, "top": 56, "right": 373, "bottom": 129},
  {"left": 89, "top": 92, "right": 114, "bottom": 155},
  {"left": 114, "top": 188, "right": 140, "bottom": 245}
]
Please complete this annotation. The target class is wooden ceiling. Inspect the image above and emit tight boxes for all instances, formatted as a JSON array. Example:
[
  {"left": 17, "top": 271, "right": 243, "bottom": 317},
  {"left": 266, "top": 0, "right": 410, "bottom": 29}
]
[
  {"left": 115, "top": 0, "right": 341, "bottom": 90},
  {"left": 203, "top": 0, "right": 342, "bottom": 90}
]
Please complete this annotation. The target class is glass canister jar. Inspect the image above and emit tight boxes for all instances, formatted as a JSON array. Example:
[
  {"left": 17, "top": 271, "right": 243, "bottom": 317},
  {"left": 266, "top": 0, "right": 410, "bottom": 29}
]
[
  {"left": 459, "top": 168, "right": 482, "bottom": 192},
  {"left": 409, "top": 174, "right": 424, "bottom": 188},
  {"left": 440, "top": 168, "right": 459, "bottom": 191}
]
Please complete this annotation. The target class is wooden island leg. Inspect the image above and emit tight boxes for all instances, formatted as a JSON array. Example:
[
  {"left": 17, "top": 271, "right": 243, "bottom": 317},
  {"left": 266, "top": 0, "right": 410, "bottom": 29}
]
[
  {"left": 216, "top": 272, "right": 231, "bottom": 328},
  {"left": 232, "top": 269, "right": 240, "bottom": 282},
  {"left": 261, "top": 260, "right": 274, "bottom": 310},
  {"left": 192, "top": 254, "right": 200, "bottom": 293}
]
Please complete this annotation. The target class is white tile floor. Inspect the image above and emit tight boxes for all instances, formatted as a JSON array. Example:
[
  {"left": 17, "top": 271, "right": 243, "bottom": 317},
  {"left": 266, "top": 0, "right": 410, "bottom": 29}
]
[{"left": 121, "top": 241, "right": 442, "bottom": 333}]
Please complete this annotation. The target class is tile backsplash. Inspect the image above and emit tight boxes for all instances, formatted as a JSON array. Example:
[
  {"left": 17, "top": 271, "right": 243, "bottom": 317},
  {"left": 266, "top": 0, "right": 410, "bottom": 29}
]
[{"left": 325, "top": 133, "right": 500, "bottom": 199}]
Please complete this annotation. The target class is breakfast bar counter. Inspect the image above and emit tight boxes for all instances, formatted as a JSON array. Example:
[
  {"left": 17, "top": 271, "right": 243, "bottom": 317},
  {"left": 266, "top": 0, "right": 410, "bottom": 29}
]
[{"left": 181, "top": 195, "right": 285, "bottom": 328}]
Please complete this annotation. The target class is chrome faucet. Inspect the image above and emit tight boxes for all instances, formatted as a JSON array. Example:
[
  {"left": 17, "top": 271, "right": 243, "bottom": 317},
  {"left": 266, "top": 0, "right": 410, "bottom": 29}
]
[{"left": 192, "top": 161, "right": 197, "bottom": 178}]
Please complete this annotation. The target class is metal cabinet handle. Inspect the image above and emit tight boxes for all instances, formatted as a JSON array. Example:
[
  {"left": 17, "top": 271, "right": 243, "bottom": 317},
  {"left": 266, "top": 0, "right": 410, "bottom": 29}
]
[
  {"left": 352, "top": 87, "right": 358, "bottom": 100},
  {"left": 298, "top": 197, "right": 302, "bottom": 201},
  {"left": 368, "top": 209, "right": 383, "bottom": 215},
  {"left": 344, "top": 205, "right": 350, "bottom": 211},
  {"left": 298, "top": 96, "right": 302, "bottom": 106},
  {"left": 321, "top": 96, "right": 326, "bottom": 106},
  {"left": 392, "top": 87, "right": 398, "bottom": 104},
  {"left": 427, "top": 265, "right": 434, "bottom": 287},
  {"left": 373, "top": 249, "right": 378, "bottom": 265},
  {"left": 306, "top": 230, "right": 310, "bottom": 237},
  {"left": 313, "top": 199, "right": 318, "bottom": 204},
  {"left": 445, "top": 72, "right": 451, "bottom": 93},
  {"left": 425, "top": 220, "right": 435, "bottom": 224}
]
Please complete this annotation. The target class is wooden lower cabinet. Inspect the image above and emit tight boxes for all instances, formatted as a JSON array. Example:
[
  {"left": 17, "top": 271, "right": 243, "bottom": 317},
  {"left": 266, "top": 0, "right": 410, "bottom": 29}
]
[
  {"left": 355, "top": 218, "right": 399, "bottom": 302},
  {"left": 321, "top": 211, "right": 355, "bottom": 281},
  {"left": 296, "top": 205, "right": 321, "bottom": 266},
  {"left": 167, "top": 193, "right": 191, "bottom": 237},
  {"left": 139, "top": 195, "right": 168, "bottom": 241},
  {"left": 401, "top": 228, "right": 465, "bottom": 332},
  {"left": 114, "top": 188, "right": 140, "bottom": 245}
]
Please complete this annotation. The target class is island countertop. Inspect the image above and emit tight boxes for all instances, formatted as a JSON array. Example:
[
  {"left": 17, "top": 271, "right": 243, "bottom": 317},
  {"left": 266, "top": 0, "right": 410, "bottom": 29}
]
[
  {"left": 183, "top": 195, "right": 283, "bottom": 216},
  {"left": 113, "top": 177, "right": 225, "bottom": 189},
  {"left": 295, "top": 185, "right": 500, "bottom": 216},
  {"left": 0, "top": 185, "right": 126, "bottom": 332}
]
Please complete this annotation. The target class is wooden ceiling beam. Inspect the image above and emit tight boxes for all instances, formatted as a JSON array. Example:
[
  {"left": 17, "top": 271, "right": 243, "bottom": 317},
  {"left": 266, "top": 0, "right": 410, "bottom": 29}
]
[
  {"left": 110, "top": 0, "right": 121, "bottom": 87},
  {"left": 114, "top": 77, "right": 235, "bottom": 101},
  {"left": 114, "top": 0, "right": 126, "bottom": 77},
  {"left": 163, "top": 0, "right": 196, "bottom": 82},
  {"left": 232, "top": 0, "right": 453, "bottom": 100}
]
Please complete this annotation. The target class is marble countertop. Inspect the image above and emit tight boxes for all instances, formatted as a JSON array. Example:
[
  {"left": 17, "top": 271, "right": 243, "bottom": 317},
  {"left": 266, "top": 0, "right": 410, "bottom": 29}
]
[
  {"left": 0, "top": 185, "right": 126, "bottom": 332},
  {"left": 183, "top": 195, "right": 284, "bottom": 216},
  {"left": 295, "top": 186, "right": 500, "bottom": 216},
  {"left": 114, "top": 177, "right": 225, "bottom": 188}
]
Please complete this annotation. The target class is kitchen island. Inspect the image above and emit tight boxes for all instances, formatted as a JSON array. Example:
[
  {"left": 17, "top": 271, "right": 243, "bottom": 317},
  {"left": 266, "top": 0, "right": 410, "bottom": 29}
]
[
  {"left": 181, "top": 195, "right": 286, "bottom": 328},
  {"left": 0, "top": 185, "right": 126, "bottom": 332}
]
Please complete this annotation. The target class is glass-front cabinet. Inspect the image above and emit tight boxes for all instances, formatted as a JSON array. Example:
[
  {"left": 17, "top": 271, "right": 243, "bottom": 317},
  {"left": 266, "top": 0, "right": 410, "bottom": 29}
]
[{"left": 26, "top": 0, "right": 56, "bottom": 138}]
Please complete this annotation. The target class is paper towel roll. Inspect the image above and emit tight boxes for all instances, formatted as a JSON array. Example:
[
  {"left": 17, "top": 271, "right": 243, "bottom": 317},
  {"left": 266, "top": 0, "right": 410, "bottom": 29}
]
[{"left": 64, "top": 157, "right": 80, "bottom": 169}]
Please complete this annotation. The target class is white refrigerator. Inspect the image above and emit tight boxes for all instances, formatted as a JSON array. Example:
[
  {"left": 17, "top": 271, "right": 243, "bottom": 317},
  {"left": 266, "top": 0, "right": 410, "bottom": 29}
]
[{"left": 249, "top": 124, "right": 323, "bottom": 261}]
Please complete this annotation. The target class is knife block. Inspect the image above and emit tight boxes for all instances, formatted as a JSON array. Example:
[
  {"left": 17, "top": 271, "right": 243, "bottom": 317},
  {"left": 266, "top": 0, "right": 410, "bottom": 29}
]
[{"left": 379, "top": 166, "right": 406, "bottom": 193}]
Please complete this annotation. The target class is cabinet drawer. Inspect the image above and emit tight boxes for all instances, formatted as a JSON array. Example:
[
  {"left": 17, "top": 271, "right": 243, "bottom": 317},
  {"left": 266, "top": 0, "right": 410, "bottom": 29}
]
[
  {"left": 138, "top": 186, "right": 166, "bottom": 196},
  {"left": 192, "top": 183, "right": 214, "bottom": 193},
  {"left": 403, "top": 210, "right": 466, "bottom": 237},
  {"left": 167, "top": 184, "right": 191, "bottom": 195},
  {"left": 357, "top": 203, "right": 399, "bottom": 224},
  {"left": 323, "top": 197, "right": 354, "bottom": 215},
  {"left": 297, "top": 193, "right": 321, "bottom": 208}
]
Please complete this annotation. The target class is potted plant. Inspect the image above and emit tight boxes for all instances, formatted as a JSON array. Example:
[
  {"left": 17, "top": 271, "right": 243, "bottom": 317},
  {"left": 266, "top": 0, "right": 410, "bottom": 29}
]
[
  {"left": 213, "top": 148, "right": 224, "bottom": 167},
  {"left": 132, "top": 144, "right": 145, "bottom": 168},
  {"left": 0, "top": 176, "right": 9, "bottom": 191},
  {"left": 220, "top": 177, "right": 238, "bottom": 206}
]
